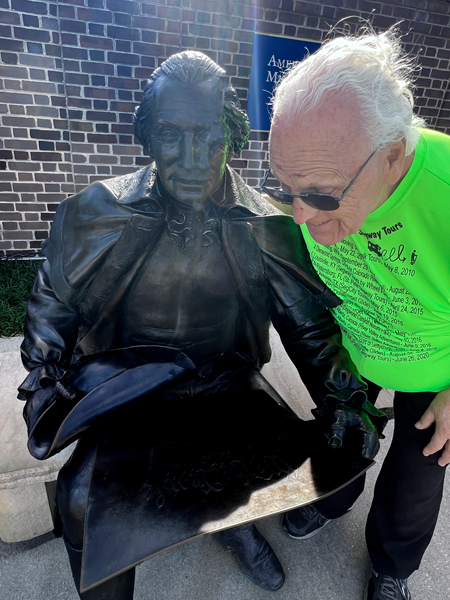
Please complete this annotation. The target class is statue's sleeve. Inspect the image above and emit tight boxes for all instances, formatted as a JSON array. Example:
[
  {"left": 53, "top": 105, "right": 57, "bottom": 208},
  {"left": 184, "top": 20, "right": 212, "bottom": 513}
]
[
  {"left": 254, "top": 215, "right": 367, "bottom": 407},
  {"left": 19, "top": 259, "right": 80, "bottom": 395},
  {"left": 269, "top": 297, "right": 367, "bottom": 407}
]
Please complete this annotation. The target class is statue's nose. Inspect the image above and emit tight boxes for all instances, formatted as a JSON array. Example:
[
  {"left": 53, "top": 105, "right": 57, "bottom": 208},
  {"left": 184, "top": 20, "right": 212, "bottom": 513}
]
[{"left": 180, "top": 133, "right": 207, "bottom": 170}]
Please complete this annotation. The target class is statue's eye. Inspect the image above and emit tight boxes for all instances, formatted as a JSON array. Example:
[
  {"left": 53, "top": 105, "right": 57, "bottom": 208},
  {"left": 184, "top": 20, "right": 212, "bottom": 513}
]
[
  {"left": 196, "top": 131, "right": 211, "bottom": 142},
  {"left": 208, "top": 135, "right": 226, "bottom": 149},
  {"left": 160, "top": 129, "right": 179, "bottom": 142}
]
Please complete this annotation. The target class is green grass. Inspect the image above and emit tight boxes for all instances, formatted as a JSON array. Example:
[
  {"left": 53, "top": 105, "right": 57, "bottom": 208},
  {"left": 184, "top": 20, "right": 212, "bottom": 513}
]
[{"left": 0, "top": 260, "right": 41, "bottom": 337}]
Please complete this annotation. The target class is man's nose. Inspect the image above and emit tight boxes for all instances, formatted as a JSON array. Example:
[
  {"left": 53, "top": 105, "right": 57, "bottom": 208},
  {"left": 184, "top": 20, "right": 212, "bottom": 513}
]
[
  {"left": 292, "top": 199, "right": 319, "bottom": 225},
  {"left": 180, "top": 133, "right": 207, "bottom": 170}
]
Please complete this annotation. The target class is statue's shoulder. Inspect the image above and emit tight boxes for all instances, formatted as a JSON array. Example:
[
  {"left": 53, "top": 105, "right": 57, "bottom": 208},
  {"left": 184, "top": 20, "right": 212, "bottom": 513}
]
[
  {"left": 101, "top": 165, "right": 156, "bottom": 204},
  {"left": 227, "top": 166, "right": 280, "bottom": 216},
  {"left": 62, "top": 165, "right": 155, "bottom": 217}
]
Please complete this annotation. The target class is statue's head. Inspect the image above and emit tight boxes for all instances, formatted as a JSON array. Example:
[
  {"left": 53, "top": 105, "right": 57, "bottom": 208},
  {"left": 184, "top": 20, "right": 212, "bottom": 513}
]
[{"left": 134, "top": 51, "right": 250, "bottom": 208}]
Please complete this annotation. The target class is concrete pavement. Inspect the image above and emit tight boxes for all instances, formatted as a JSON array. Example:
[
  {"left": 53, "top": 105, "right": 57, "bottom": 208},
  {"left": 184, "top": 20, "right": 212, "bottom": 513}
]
[{"left": 1, "top": 334, "right": 449, "bottom": 599}]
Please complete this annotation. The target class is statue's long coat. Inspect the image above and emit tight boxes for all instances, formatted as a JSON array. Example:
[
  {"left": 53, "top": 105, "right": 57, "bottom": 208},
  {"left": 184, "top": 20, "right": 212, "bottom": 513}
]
[{"left": 19, "top": 165, "right": 363, "bottom": 590}]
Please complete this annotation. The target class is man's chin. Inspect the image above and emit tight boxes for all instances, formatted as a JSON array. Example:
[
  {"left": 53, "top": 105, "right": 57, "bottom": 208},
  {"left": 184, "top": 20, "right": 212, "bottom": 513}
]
[{"left": 307, "top": 224, "right": 342, "bottom": 246}]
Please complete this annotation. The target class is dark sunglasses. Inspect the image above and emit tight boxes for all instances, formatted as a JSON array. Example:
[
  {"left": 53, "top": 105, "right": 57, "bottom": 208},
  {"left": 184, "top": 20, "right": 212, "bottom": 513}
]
[{"left": 260, "top": 148, "right": 378, "bottom": 211}]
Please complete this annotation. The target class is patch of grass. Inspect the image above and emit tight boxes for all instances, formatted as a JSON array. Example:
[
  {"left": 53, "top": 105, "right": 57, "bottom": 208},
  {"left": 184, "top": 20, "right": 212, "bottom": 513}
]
[{"left": 0, "top": 260, "right": 41, "bottom": 337}]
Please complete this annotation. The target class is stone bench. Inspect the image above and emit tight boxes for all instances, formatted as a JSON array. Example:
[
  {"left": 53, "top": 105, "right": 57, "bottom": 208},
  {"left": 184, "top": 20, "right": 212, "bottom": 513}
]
[
  {"left": 0, "top": 336, "right": 76, "bottom": 543},
  {"left": 0, "top": 331, "right": 392, "bottom": 544}
]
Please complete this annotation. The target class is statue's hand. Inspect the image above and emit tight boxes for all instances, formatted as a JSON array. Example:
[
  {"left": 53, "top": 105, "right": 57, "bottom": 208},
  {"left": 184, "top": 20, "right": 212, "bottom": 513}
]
[
  {"left": 312, "top": 390, "right": 388, "bottom": 460},
  {"left": 22, "top": 378, "right": 80, "bottom": 434},
  {"left": 327, "top": 404, "right": 380, "bottom": 460}
]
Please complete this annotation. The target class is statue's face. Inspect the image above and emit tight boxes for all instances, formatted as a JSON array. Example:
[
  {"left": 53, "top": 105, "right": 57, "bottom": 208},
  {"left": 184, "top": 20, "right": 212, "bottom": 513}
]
[{"left": 149, "top": 77, "right": 231, "bottom": 208}]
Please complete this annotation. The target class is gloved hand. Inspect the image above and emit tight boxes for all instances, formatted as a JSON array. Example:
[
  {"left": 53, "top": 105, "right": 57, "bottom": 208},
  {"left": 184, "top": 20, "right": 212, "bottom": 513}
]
[
  {"left": 21, "top": 376, "right": 80, "bottom": 436},
  {"left": 312, "top": 389, "right": 388, "bottom": 460}
]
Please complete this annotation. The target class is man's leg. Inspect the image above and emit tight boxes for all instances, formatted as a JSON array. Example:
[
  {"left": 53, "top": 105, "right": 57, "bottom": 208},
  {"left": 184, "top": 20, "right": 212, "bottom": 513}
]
[
  {"left": 283, "top": 474, "right": 366, "bottom": 538},
  {"left": 57, "top": 440, "right": 135, "bottom": 600},
  {"left": 366, "top": 390, "right": 447, "bottom": 579}
]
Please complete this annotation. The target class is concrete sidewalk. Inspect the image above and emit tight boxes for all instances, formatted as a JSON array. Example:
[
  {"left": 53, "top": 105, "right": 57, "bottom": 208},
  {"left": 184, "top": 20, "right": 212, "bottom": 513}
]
[{"left": 1, "top": 335, "right": 449, "bottom": 599}]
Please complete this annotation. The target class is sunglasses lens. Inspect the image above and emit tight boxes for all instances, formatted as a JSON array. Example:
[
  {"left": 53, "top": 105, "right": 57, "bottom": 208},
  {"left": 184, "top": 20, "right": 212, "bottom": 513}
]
[
  {"left": 263, "top": 188, "right": 294, "bottom": 205},
  {"left": 302, "top": 194, "right": 340, "bottom": 211}
]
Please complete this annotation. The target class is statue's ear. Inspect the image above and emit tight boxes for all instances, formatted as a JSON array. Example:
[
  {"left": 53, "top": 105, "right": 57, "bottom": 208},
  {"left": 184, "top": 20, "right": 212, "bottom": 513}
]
[{"left": 147, "top": 141, "right": 154, "bottom": 160}]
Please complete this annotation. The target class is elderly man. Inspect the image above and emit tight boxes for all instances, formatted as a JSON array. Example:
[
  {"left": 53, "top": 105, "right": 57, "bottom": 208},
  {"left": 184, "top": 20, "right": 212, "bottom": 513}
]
[
  {"left": 18, "top": 51, "right": 380, "bottom": 599},
  {"left": 268, "top": 26, "right": 450, "bottom": 600}
]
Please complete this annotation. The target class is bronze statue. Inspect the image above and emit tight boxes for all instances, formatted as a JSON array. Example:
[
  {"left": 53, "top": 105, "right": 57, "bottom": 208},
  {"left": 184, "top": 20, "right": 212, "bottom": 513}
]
[{"left": 18, "top": 52, "right": 385, "bottom": 599}]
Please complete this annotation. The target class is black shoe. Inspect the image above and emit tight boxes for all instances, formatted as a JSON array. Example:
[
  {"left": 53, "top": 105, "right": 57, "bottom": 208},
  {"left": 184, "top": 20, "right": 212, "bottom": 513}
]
[
  {"left": 364, "top": 569, "right": 412, "bottom": 600},
  {"left": 282, "top": 504, "right": 331, "bottom": 539},
  {"left": 213, "top": 523, "right": 285, "bottom": 591}
]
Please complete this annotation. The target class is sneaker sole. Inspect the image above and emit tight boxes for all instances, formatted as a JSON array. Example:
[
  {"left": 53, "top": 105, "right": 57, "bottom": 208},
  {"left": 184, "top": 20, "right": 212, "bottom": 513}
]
[{"left": 283, "top": 517, "right": 331, "bottom": 540}]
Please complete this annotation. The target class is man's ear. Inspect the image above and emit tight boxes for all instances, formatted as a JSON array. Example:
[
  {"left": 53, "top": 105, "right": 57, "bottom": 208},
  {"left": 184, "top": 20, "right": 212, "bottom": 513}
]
[{"left": 384, "top": 139, "right": 407, "bottom": 186}]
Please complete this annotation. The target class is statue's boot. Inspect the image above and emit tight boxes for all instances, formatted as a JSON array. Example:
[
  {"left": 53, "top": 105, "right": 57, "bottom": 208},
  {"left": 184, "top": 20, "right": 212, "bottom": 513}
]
[
  {"left": 64, "top": 538, "right": 136, "bottom": 600},
  {"left": 213, "top": 523, "right": 285, "bottom": 591}
]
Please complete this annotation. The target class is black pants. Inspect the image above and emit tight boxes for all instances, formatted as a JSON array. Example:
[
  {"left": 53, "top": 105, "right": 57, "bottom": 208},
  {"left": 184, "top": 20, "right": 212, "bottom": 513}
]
[{"left": 315, "top": 382, "right": 447, "bottom": 579}]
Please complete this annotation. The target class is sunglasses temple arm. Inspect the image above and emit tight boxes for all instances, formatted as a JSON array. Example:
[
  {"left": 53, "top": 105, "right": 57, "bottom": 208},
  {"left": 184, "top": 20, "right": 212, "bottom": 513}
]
[{"left": 340, "top": 149, "right": 377, "bottom": 198}]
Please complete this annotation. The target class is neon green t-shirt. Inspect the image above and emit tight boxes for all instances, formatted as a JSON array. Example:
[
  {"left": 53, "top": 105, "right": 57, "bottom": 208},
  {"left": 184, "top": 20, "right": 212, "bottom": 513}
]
[{"left": 302, "top": 128, "right": 450, "bottom": 393}]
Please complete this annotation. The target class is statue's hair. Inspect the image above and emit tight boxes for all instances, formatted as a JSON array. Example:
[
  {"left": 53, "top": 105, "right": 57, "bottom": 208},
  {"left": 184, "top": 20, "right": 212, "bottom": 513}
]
[
  {"left": 271, "top": 25, "right": 426, "bottom": 155},
  {"left": 134, "top": 50, "right": 250, "bottom": 155}
]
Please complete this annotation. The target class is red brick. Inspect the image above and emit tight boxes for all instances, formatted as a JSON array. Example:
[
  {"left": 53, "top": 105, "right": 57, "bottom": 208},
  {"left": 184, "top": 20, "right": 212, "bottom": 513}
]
[
  {"left": 107, "top": 25, "right": 140, "bottom": 41},
  {"left": 0, "top": 212, "right": 23, "bottom": 220},
  {"left": 156, "top": 5, "right": 181, "bottom": 19},
  {"left": 11, "top": 0, "right": 48, "bottom": 15},
  {"left": 106, "top": 0, "right": 140, "bottom": 14},
  {"left": 80, "top": 35, "right": 114, "bottom": 50},
  {"left": 13, "top": 27, "right": 51, "bottom": 42},
  {"left": 77, "top": 7, "right": 113, "bottom": 23},
  {"left": 81, "top": 62, "right": 115, "bottom": 75},
  {"left": 57, "top": 4, "right": 75, "bottom": 18},
  {"left": 0, "top": 10, "right": 20, "bottom": 24},
  {"left": 60, "top": 19, "right": 87, "bottom": 34},
  {"left": 241, "top": 19, "right": 257, "bottom": 32},
  {"left": 62, "top": 46, "right": 89, "bottom": 59},
  {"left": 211, "top": 38, "right": 239, "bottom": 53},
  {"left": 0, "top": 38, "right": 24, "bottom": 52},
  {"left": 158, "top": 33, "right": 182, "bottom": 46},
  {"left": 108, "top": 76, "right": 140, "bottom": 89},
  {"left": 258, "top": 20, "right": 284, "bottom": 34},
  {"left": 65, "top": 73, "right": 90, "bottom": 86},
  {"left": 190, "top": 23, "right": 233, "bottom": 40},
  {"left": 107, "top": 52, "right": 140, "bottom": 65}
]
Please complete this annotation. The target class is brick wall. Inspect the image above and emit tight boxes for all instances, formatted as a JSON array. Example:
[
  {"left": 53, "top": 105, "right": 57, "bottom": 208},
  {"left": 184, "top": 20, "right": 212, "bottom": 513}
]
[{"left": 1, "top": 0, "right": 449, "bottom": 254}]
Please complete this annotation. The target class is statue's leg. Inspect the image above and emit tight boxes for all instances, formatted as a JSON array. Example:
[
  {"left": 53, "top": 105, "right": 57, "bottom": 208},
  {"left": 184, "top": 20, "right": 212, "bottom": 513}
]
[
  {"left": 213, "top": 522, "right": 285, "bottom": 591},
  {"left": 56, "top": 438, "right": 136, "bottom": 600},
  {"left": 207, "top": 378, "right": 287, "bottom": 592}
]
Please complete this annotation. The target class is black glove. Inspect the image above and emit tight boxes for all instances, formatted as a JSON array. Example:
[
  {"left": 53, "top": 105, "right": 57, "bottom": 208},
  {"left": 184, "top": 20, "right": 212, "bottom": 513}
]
[
  {"left": 21, "top": 376, "right": 79, "bottom": 437},
  {"left": 312, "top": 389, "right": 388, "bottom": 460}
]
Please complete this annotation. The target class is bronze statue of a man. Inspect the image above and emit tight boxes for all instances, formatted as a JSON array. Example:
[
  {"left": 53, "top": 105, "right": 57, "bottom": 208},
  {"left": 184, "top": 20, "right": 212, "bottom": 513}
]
[{"left": 18, "top": 52, "right": 384, "bottom": 599}]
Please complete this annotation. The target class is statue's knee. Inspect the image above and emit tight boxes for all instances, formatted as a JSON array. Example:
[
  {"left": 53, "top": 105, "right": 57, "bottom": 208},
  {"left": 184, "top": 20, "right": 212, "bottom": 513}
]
[
  {"left": 57, "top": 475, "right": 88, "bottom": 547},
  {"left": 56, "top": 443, "right": 95, "bottom": 547}
]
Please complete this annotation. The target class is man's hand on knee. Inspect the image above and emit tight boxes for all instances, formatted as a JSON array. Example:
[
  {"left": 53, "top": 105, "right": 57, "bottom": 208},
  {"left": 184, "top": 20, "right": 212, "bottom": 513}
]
[{"left": 416, "top": 388, "right": 450, "bottom": 467}]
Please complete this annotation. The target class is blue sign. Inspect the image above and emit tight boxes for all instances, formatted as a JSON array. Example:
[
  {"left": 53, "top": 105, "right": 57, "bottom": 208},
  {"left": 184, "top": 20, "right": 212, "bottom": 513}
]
[{"left": 247, "top": 33, "right": 320, "bottom": 132}]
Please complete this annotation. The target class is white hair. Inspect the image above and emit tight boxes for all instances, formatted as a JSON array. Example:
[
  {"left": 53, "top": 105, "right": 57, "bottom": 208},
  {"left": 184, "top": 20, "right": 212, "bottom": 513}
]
[{"left": 271, "top": 26, "right": 426, "bottom": 155}]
